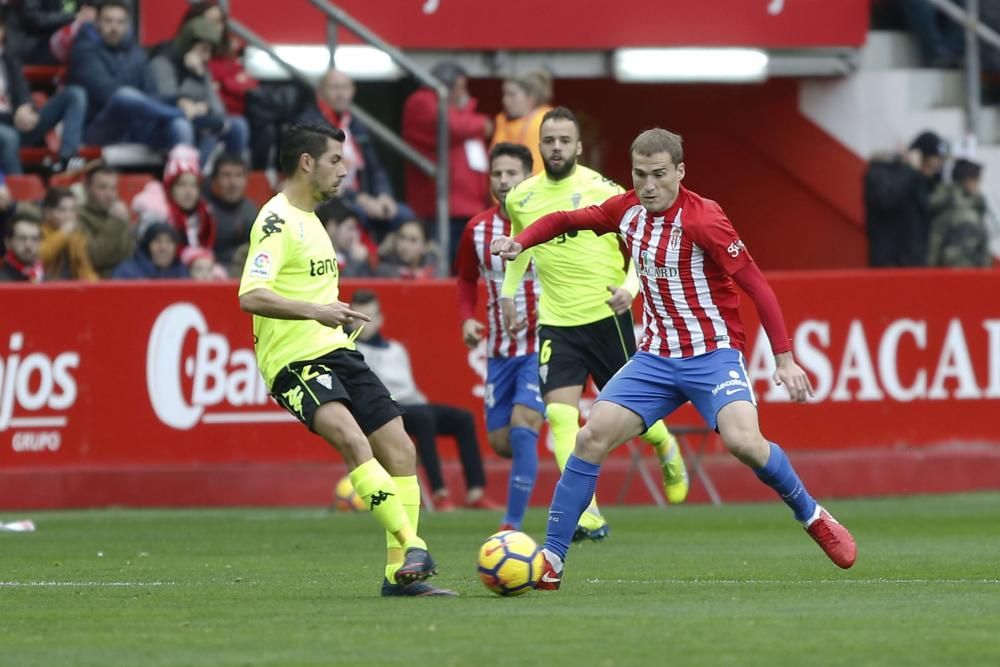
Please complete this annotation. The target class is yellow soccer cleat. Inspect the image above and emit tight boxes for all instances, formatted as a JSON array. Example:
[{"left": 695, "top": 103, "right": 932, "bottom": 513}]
[{"left": 658, "top": 435, "right": 689, "bottom": 504}]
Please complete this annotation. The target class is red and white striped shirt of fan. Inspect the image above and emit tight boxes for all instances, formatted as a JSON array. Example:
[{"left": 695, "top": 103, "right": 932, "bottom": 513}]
[
  {"left": 513, "top": 186, "right": 792, "bottom": 359},
  {"left": 457, "top": 204, "right": 541, "bottom": 358}
]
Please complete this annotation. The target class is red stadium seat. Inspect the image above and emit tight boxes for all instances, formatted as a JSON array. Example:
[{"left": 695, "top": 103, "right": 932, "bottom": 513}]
[
  {"left": 246, "top": 171, "right": 275, "bottom": 207},
  {"left": 4, "top": 174, "right": 46, "bottom": 202},
  {"left": 117, "top": 173, "right": 155, "bottom": 206},
  {"left": 21, "top": 65, "right": 65, "bottom": 89}
]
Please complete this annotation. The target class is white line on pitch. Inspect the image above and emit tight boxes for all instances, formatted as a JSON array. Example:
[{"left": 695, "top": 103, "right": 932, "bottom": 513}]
[
  {"left": 585, "top": 578, "right": 1000, "bottom": 585},
  {"left": 0, "top": 581, "right": 175, "bottom": 587}
]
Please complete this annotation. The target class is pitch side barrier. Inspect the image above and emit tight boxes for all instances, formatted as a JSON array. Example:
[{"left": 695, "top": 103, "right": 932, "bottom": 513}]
[{"left": 1, "top": 271, "right": 998, "bottom": 509}]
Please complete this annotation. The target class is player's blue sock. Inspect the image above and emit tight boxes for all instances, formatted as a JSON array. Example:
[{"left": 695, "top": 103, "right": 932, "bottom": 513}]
[
  {"left": 543, "top": 454, "right": 601, "bottom": 560},
  {"left": 753, "top": 442, "right": 817, "bottom": 523},
  {"left": 503, "top": 426, "right": 539, "bottom": 529}
]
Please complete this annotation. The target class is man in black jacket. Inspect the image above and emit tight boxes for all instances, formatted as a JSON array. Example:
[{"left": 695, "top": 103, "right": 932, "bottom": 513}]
[
  {"left": 864, "top": 130, "right": 947, "bottom": 267},
  {"left": 5, "top": 0, "right": 93, "bottom": 65}
]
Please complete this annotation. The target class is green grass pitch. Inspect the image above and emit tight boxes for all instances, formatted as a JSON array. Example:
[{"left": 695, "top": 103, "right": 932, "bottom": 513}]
[{"left": 2, "top": 493, "right": 999, "bottom": 666}]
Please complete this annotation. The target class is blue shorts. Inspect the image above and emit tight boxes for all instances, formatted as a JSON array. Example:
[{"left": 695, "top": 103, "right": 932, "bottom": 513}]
[
  {"left": 597, "top": 349, "right": 756, "bottom": 431},
  {"left": 485, "top": 354, "right": 545, "bottom": 431}
]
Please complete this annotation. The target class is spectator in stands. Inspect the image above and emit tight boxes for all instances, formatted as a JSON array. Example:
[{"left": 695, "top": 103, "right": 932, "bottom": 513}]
[
  {"left": 490, "top": 69, "right": 553, "bottom": 175},
  {"left": 112, "top": 222, "right": 187, "bottom": 280},
  {"left": 69, "top": 0, "right": 192, "bottom": 153},
  {"left": 48, "top": 1, "right": 99, "bottom": 64},
  {"left": 317, "top": 198, "right": 374, "bottom": 278},
  {"left": 163, "top": 144, "right": 216, "bottom": 251},
  {"left": 928, "top": 158, "right": 992, "bottom": 267},
  {"left": 402, "top": 61, "right": 491, "bottom": 267},
  {"left": 0, "top": 11, "right": 88, "bottom": 174},
  {"left": 300, "top": 69, "right": 414, "bottom": 239},
  {"left": 0, "top": 210, "right": 43, "bottom": 282},
  {"left": 149, "top": 16, "right": 248, "bottom": 167},
  {"left": 6, "top": 0, "right": 94, "bottom": 65},
  {"left": 375, "top": 220, "right": 441, "bottom": 279},
  {"left": 207, "top": 153, "right": 256, "bottom": 267},
  {"left": 350, "top": 289, "right": 501, "bottom": 511},
  {"left": 78, "top": 165, "right": 131, "bottom": 277},
  {"left": 864, "top": 130, "right": 947, "bottom": 267},
  {"left": 897, "top": 0, "right": 964, "bottom": 68},
  {"left": 181, "top": 245, "right": 226, "bottom": 281},
  {"left": 39, "top": 186, "right": 97, "bottom": 280}
]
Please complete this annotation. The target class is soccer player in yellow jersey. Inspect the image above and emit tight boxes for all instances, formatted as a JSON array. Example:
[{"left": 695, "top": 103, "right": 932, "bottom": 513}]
[
  {"left": 501, "top": 108, "right": 689, "bottom": 540},
  {"left": 238, "top": 124, "right": 453, "bottom": 597}
]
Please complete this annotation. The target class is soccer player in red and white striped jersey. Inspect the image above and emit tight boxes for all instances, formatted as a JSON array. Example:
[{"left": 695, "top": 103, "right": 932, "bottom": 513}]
[
  {"left": 492, "top": 128, "right": 857, "bottom": 589},
  {"left": 457, "top": 143, "right": 544, "bottom": 530}
]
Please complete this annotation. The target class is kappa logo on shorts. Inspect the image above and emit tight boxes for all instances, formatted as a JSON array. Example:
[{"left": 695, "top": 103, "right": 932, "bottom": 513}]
[
  {"left": 315, "top": 374, "right": 333, "bottom": 391},
  {"left": 282, "top": 386, "right": 305, "bottom": 419}
]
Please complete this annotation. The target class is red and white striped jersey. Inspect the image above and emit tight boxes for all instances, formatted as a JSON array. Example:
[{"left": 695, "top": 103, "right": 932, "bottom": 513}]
[
  {"left": 518, "top": 187, "right": 753, "bottom": 358},
  {"left": 457, "top": 205, "right": 541, "bottom": 358}
]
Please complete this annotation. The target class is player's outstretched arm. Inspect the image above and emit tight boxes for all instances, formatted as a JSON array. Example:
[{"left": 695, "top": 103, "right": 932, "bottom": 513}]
[{"left": 239, "top": 288, "right": 371, "bottom": 329}]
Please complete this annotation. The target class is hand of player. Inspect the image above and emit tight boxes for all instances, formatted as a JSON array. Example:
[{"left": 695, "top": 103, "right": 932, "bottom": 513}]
[
  {"left": 605, "top": 285, "right": 634, "bottom": 315},
  {"left": 500, "top": 298, "right": 527, "bottom": 335},
  {"left": 773, "top": 352, "right": 814, "bottom": 403},
  {"left": 490, "top": 236, "right": 523, "bottom": 260},
  {"left": 312, "top": 301, "right": 372, "bottom": 329},
  {"left": 462, "top": 318, "right": 486, "bottom": 348}
]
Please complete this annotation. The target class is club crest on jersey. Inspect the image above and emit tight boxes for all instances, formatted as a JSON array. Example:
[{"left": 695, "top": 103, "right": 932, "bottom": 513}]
[
  {"left": 727, "top": 239, "right": 746, "bottom": 258},
  {"left": 249, "top": 251, "right": 271, "bottom": 278},
  {"left": 571, "top": 192, "right": 582, "bottom": 209},
  {"left": 668, "top": 225, "right": 683, "bottom": 251},
  {"left": 315, "top": 374, "right": 333, "bottom": 391}
]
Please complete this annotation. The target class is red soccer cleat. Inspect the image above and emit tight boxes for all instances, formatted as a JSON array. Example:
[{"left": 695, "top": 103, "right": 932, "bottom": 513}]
[
  {"left": 805, "top": 506, "right": 857, "bottom": 569},
  {"left": 536, "top": 549, "right": 563, "bottom": 591},
  {"left": 465, "top": 495, "right": 504, "bottom": 510},
  {"left": 498, "top": 522, "right": 517, "bottom": 532}
]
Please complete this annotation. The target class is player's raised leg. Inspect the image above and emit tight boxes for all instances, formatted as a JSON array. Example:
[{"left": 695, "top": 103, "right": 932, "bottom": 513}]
[
  {"left": 638, "top": 420, "right": 689, "bottom": 504},
  {"left": 715, "top": 401, "right": 856, "bottom": 568},
  {"left": 538, "top": 399, "right": 646, "bottom": 590}
]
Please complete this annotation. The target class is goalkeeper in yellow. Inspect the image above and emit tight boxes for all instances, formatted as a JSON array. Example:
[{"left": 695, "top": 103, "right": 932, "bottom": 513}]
[
  {"left": 239, "top": 124, "right": 452, "bottom": 596},
  {"left": 501, "top": 107, "right": 688, "bottom": 540}
]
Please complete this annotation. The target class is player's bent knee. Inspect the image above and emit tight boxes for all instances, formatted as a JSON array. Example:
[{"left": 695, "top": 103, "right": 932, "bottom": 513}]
[
  {"left": 368, "top": 417, "right": 417, "bottom": 475},
  {"left": 574, "top": 426, "right": 612, "bottom": 463},
  {"left": 488, "top": 430, "right": 512, "bottom": 458},
  {"left": 511, "top": 404, "right": 544, "bottom": 432},
  {"left": 313, "top": 403, "right": 372, "bottom": 467},
  {"left": 720, "top": 426, "right": 768, "bottom": 465}
]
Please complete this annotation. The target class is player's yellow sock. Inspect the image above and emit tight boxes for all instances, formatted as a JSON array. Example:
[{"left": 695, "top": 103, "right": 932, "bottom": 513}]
[
  {"left": 384, "top": 475, "right": 421, "bottom": 583},
  {"left": 547, "top": 402, "right": 604, "bottom": 527},
  {"left": 350, "top": 459, "right": 426, "bottom": 553},
  {"left": 639, "top": 420, "right": 672, "bottom": 456}
]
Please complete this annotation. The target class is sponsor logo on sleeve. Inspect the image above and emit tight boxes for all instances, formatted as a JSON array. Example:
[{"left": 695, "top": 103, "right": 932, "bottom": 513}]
[{"left": 727, "top": 240, "right": 746, "bottom": 258}]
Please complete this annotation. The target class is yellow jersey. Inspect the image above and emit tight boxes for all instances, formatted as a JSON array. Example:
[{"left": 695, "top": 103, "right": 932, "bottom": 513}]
[{"left": 238, "top": 193, "right": 352, "bottom": 387}]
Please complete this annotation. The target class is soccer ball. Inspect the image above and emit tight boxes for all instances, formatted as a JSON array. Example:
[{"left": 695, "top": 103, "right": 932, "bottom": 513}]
[
  {"left": 332, "top": 475, "right": 365, "bottom": 512},
  {"left": 477, "top": 530, "right": 543, "bottom": 596}
]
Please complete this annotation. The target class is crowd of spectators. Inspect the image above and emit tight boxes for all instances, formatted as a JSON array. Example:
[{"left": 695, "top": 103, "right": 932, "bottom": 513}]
[{"left": 1, "top": 0, "right": 995, "bottom": 283}]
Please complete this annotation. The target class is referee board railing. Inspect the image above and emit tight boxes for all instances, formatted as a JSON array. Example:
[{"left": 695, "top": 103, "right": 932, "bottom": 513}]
[{"left": 209, "top": 0, "right": 452, "bottom": 276}]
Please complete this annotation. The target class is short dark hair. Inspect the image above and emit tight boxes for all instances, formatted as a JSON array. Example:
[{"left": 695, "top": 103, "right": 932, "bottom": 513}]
[
  {"left": 42, "top": 187, "right": 74, "bottom": 210},
  {"left": 953, "top": 158, "right": 982, "bottom": 183},
  {"left": 350, "top": 289, "right": 378, "bottom": 306},
  {"left": 490, "top": 142, "right": 533, "bottom": 174},
  {"left": 278, "top": 123, "right": 346, "bottom": 176},
  {"left": 210, "top": 152, "right": 247, "bottom": 180},
  {"left": 99, "top": 0, "right": 131, "bottom": 15},
  {"left": 540, "top": 106, "right": 580, "bottom": 133},
  {"left": 7, "top": 214, "right": 42, "bottom": 237},
  {"left": 85, "top": 164, "right": 117, "bottom": 184}
]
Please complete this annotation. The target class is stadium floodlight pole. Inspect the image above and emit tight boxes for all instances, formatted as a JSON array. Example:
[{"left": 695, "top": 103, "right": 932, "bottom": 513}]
[
  {"left": 226, "top": 18, "right": 436, "bottom": 179},
  {"left": 308, "top": 0, "right": 451, "bottom": 273}
]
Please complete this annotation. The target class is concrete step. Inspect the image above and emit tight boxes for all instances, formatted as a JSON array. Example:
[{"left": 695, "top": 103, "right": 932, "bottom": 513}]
[{"left": 859, "top": 30, "right": 922, "bottom": 70}]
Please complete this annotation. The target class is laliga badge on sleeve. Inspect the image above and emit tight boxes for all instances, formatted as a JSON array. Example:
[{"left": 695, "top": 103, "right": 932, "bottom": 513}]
[{"left": 250, "top": 251, "right": 272, "bottom": 279}]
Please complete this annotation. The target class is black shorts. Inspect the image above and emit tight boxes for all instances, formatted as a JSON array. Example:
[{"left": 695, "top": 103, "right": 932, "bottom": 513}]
[
  {"left": 537, "top": 312, "right": 636, "bottom": 395},
  {"left": 270, "top": 348, "right": 403, "bottom": 436}
]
